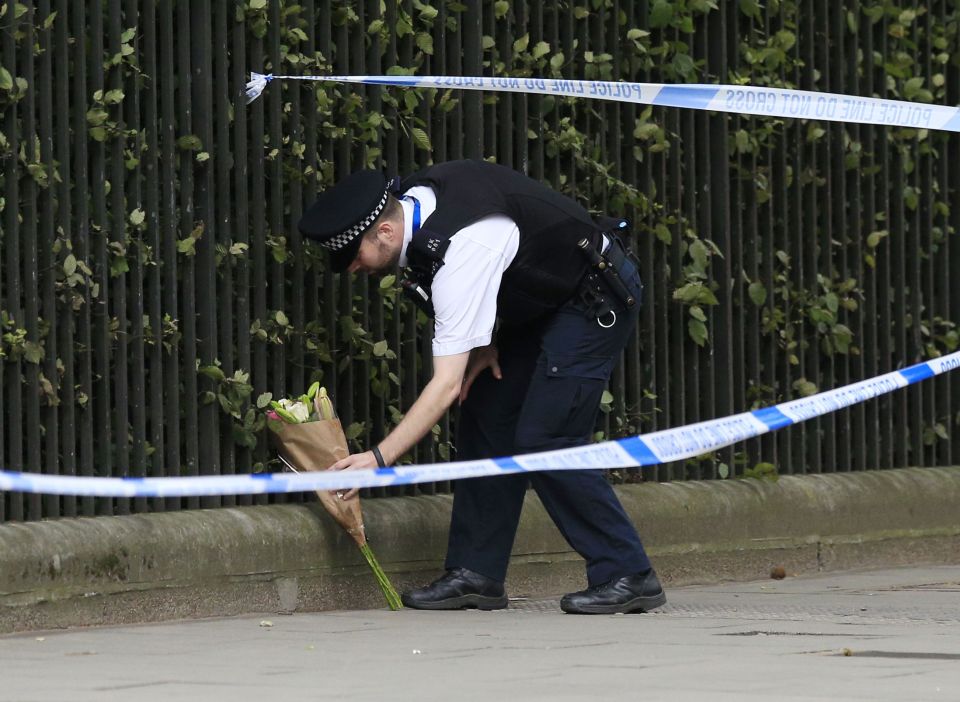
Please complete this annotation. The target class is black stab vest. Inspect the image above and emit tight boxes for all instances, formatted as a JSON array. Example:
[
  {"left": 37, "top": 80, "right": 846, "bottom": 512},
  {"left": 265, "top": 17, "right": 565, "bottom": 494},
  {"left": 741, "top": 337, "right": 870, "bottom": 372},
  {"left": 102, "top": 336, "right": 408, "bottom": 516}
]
[{"left": 399, "top": 160, "right": 603, "bottom": 325}]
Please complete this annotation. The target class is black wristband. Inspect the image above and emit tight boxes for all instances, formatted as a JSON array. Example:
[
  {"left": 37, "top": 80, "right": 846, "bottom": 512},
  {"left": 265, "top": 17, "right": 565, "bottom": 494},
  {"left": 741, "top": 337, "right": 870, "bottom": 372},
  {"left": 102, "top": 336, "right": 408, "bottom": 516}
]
[{"left": 372, "top": 445, "right": 386, "bottom": 468}]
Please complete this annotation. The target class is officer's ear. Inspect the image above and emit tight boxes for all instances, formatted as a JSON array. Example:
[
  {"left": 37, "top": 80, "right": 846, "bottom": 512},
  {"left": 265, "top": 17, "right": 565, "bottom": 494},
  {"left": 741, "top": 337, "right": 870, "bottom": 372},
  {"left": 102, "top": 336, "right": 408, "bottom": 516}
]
[{"left": 375, "top": 218, "right": 401, "bottom": 246}]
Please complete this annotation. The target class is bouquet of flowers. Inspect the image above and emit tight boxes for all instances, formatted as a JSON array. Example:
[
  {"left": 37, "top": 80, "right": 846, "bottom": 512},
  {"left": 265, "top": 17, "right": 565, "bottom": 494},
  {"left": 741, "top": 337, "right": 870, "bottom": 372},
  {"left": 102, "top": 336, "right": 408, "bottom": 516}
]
[{"left": 267, "top": 382, "right": 402, "bottom": 610}]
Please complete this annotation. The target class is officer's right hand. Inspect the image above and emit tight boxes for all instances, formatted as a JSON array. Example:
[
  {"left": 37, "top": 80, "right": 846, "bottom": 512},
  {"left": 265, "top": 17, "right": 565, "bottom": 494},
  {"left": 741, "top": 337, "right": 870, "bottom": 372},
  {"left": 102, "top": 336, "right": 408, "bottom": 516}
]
[{"left": 459, "top": 345, "right": 502, "bottom": 404}]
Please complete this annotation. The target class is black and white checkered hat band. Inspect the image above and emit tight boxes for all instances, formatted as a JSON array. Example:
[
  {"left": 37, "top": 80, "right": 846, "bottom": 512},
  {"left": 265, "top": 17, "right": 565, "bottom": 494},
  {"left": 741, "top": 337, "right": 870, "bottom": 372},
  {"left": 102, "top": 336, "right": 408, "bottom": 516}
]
[{"left": 319, "top": 189, "right": 390, "bottom": 251}]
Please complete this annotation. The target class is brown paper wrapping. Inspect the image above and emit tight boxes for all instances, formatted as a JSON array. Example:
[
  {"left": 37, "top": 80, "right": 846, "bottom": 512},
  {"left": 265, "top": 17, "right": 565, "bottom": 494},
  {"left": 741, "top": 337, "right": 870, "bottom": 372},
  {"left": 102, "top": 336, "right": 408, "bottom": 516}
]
[{"left": 272, "top": 419, "right": 367, "bottom": 547}]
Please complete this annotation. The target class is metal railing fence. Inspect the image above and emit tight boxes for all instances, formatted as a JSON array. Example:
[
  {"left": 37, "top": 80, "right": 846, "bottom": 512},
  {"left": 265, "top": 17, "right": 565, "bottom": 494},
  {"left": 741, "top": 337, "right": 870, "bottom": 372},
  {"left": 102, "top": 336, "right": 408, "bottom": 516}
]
[{"left": 1, "top": 0, "right": 958, "bottom": 521}]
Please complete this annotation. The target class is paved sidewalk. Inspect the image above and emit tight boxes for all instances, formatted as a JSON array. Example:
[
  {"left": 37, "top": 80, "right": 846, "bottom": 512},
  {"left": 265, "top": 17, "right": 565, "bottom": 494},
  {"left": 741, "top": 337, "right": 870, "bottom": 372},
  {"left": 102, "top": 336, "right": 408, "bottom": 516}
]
[{"left": 1, "top": 566, "right": 958, "bottom": 701}]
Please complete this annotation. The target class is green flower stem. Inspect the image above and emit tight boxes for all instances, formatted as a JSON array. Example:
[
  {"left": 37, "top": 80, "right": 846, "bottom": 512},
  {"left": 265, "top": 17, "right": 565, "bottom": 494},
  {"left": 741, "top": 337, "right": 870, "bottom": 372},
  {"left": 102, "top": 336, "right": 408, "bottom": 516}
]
[{"left": 360, "top": 543, "right": 403, "bottom": 610}]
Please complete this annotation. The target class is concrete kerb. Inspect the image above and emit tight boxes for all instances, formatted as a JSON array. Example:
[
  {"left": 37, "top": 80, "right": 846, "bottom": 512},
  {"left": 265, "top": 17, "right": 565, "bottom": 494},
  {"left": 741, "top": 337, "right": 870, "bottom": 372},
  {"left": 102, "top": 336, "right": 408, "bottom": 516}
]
[{"left": 1, "top": 466, "right": 958, "bottom": 633}]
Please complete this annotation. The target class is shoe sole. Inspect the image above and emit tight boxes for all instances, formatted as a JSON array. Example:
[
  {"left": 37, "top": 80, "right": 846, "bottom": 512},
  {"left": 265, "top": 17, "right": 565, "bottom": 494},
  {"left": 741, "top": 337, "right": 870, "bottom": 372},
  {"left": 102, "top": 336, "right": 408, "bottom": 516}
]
[
  {"left": 560, "top": 591, "right": 667, "bottom": 615},
  {"left": 401, "top": 593, "right": 509, "bottom": 611}
]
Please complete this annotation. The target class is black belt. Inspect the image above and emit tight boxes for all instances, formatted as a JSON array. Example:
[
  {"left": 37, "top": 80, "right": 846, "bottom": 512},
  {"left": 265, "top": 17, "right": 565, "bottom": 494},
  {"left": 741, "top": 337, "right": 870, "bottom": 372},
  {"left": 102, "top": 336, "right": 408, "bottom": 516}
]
[{"left": 577, "top": 235, "right": 637, "bottom": 309}]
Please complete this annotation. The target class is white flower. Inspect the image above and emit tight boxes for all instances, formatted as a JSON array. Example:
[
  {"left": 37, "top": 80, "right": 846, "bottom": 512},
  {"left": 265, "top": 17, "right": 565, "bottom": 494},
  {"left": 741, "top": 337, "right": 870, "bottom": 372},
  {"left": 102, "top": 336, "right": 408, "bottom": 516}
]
[
  {"left": 288, "top": 401, "right": 311, "bottom": 423},
  {"left": 278, "top": 398, "right": 312, "bottom": 423}
]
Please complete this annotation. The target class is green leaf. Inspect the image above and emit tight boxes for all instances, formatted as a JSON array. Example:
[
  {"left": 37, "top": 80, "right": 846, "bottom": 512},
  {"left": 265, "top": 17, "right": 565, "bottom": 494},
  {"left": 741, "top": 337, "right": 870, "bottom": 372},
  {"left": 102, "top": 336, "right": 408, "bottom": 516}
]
[
  {"left": 177, "top": 135, "right": 202, "bottom": 151},
  {"left": 249, "top": 0, "right": 267, "bottom": 9},
  {"left": 792, "top": 378, "right": 818, "bottom": 397},
  {"left": 739, "top": 0, "right": 762, "bottom": 19},
  {"left": 718, "top": 463, "right": 729, "bottom": 479},
  {"left": 672, "top": 52, "right": 696, "bottom": 79},
  {"left": 513, "top": 33, "right": 529, "bottom": 54},
  {"left": 103, "top": 89, "right": 124, "bottom": 105},
  {"left": 199, "top": 365, "right": 226, "bottom": 383},
  {"left": 532, "top": 41, "right": 550, "bottom": 60},
  {"left": 129, "top": 208, "right": 145, "bottom": 226},
  {"left": 654, "top": 222, "right": 672, "bottom": 245},
  {"left": 372, "top": 340, "right": 389, "bottom": 357},
  {"left": 0, "top": 66, "right": 13, "bottom": 91},
  {"left": 493, "top": 1, "right": 509, "bottom": 18},
  {"left": 673, "top": 282, "right": 719, "bottom": 306},
  {"left": 23, "top": 341, "right": 44, "bottom": 364},
  {"left": 411, "top": 127, "right": 432, "bottom": 152},
  {"left": 600, "top": 390, "right": 614, "bottom": 405},
  {"left": 344, "top": 421, "right": 365, "bottom": 441},
  {"left": 649, "top": 0, "right": 673, "bottom": 27},
  {"left": 63, "top": 254, "right": 77, "bottom": 276},
  {"left": 256, "top": 392, "right": 273, "bottom": 409},
  {"left": 416, "top": 32, "right": 434, "bottom": 54},
  {"left": 689, "top": 239, "right": 709, "bottom": 271},
  {"left": 748, "top": 281, "right": 767, "bottom": 307},
  {"left": 688, "top": 318, "right": 708, "bottom": 346}
]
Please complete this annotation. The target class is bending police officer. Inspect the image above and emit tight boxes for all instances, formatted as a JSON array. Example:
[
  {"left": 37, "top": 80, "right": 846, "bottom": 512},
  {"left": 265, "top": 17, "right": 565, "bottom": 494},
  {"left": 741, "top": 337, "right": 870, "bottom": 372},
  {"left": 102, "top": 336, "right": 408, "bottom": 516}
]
[{"left": 298, "top": 159, "right": 665, "bottom": 614}]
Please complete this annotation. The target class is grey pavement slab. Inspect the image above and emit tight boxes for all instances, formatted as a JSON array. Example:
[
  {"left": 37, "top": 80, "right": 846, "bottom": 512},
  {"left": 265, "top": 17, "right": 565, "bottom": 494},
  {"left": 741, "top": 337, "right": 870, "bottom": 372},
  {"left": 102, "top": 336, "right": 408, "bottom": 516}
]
[{"left": 0, "top": 565, "right": 958, "bottom": 702}]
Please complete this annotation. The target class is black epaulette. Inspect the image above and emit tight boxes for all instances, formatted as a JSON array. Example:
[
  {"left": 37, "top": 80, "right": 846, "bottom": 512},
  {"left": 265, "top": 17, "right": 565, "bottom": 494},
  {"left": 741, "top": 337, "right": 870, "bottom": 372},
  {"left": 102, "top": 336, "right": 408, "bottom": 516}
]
[{"left": 400, "top": 227, "right": 454, "bottom": 318}]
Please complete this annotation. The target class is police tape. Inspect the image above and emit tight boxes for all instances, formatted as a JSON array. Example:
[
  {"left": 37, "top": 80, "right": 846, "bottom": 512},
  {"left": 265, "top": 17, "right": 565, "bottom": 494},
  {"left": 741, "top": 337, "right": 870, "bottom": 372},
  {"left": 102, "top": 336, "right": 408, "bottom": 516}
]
[
  {"left": 244, "top": 73, "right": 960, "bottom": 133},
  {"left": 1, "top": 350, "right": 959, "bottom": 497}
]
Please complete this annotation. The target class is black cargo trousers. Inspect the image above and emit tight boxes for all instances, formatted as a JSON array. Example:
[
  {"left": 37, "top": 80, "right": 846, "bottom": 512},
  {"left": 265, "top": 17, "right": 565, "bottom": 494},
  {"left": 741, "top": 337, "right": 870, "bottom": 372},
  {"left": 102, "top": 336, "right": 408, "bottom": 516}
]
[{"left": 446, "top": 244, "right": 653, "bottom": 587}]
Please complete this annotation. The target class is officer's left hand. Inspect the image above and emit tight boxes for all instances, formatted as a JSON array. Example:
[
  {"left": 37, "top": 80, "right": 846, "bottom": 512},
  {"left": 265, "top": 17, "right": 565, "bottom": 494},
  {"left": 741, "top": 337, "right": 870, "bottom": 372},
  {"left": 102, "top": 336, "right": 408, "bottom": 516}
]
[
  {"left": 328, "top": 451, "right": 379, "bottom": 500},
  {"left": 460, "top": 345, "right": 502, "bottom": 404}
]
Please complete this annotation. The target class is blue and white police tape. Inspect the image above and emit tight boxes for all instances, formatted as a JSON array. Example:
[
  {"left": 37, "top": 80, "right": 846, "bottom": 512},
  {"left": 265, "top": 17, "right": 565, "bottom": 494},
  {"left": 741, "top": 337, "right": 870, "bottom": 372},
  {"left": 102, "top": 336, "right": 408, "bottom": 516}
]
[
  {"left": 2, "top": 350, "right": 959, "bottom": 498},
  {"left": 244, "top": 73, "right": 960, "bottom": 133}
]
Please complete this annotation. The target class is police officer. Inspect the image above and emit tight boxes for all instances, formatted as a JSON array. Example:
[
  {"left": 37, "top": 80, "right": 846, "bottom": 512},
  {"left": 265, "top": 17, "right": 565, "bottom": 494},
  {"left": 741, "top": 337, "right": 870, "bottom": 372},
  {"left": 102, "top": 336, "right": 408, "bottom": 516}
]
[{"left": 299, "top": 159, "right": 665, "bottom": 614}]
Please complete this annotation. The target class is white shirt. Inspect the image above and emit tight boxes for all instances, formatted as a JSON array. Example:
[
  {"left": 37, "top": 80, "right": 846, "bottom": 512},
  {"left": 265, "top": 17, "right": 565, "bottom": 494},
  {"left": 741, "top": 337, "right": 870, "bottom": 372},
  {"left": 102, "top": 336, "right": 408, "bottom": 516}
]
[{"left": 399, "top": 186, "right": 520, "bottom": 357}]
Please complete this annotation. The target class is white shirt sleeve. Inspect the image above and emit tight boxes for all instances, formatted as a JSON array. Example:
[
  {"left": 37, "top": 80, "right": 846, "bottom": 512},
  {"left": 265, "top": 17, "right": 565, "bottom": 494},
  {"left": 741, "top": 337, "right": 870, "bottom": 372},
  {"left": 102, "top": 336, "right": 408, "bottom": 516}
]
[{"left": 429, "top": 215, "right": 520, "bottom": 357}]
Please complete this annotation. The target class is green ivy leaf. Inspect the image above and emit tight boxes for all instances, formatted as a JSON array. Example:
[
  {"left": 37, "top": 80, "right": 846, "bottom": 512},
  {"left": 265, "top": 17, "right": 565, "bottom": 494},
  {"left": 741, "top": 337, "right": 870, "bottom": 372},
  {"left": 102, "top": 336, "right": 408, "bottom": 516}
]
[
  {"left": 372, "top": 340, "right": 389, "bottom": 357},
  {"left": 23, "top": 341, "right": 44, "bottom": 364},
  {"left": 256, "top": 392, "right": 273, "bottom": 409},
  {"left": 739, "top": 0, "right": 762, "bottom": 19},
  {"left": 416, "top": 32, "right": 434, "bottom": 54},
  {"left": 867, "top": 229, "right": 890, "bottom": 249},
  {"left": 199, "top": 365, "right": 226, "bottom": 382},
  {"left": 177, "top": 135, "right": 203, "bottom": 151},
  {"left": 344, "top": 421, "right": 365, "bottom": 441},
  {"left": 0, "top": 66, "right": 12, "bottom": 91},
  {"left": 674, "top": 282, "right": 719, "bottom": 306},
  {"left": 748, "top": 281, "right": 767, "bottom": 307},
  {"left": 411, "top": 127, "right": 432, "bottom": 152},
  {"left": 688, "top": 318, "right": 708, "bottom": 346},
  {"left": 654, "top": 222, "right": 672, "bottom": 245},
  {"left": 649, "top": 0, "right": 673, "bottom": 27}
]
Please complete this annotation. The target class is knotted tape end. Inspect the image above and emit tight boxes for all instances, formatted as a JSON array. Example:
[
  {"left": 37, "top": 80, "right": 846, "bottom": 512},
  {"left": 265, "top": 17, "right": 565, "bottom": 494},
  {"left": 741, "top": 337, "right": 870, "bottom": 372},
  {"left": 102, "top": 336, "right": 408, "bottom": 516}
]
[{"left": 244, "top": 72, "right": 272, "bottom": 104}]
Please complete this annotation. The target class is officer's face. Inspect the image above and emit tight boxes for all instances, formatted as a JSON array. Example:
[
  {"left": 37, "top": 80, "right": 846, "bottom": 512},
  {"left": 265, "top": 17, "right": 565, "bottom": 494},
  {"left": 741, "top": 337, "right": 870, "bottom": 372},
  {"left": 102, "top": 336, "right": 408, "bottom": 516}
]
[{"left": 347, "top": 229, "right": 401, "bottom": 276}]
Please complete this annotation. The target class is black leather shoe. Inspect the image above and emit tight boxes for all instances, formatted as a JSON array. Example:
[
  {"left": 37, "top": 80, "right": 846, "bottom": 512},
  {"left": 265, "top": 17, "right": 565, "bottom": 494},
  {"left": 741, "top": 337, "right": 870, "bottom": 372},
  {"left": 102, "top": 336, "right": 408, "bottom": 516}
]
[
  {"left": 401, "top": 567, "right": 508, "bottom": 610},
  {"left": 560, "top": 570, "right": 666, "bottom": 614}
]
